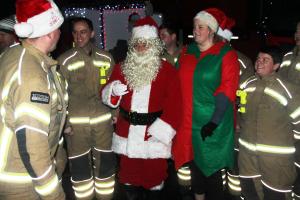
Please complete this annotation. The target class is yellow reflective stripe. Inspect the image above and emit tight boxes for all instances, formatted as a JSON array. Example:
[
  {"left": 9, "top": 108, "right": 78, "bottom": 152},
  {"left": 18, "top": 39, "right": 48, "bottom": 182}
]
[
  {"left": 69, "top": 149, "right": 91, "bottom": 159},
  {"left": 52, "top": 92, "right": 57, "bottom": 102},
  {"left": 69, "top": 117, "right": 90, "bottom": 124},
  {"left": 178, "top": 166, "right": 191, "bottom": 175},
  {"left": 17, "top": 49, "right": 26, "bottom": 85},
  {"left": 0, "top": 126, "right": 13, "bottom": 170},
  {"left": 67, "top": 61, "right": 85, "bottom": 71},
  {"left": 35, "top": 175, "right": 59, "bottom": 196},
  {"left": 75, "top": 187, "right": 94, "bottom": 199},
  {"left": 93, "top": 60, "right": 111, "bottom": 68},
  {"left": 64, "top": 93, "right": 69, "bottom": 102},
  {"left": 0, "top": 172, "right": 31, "bottom": 183},
  {"left": 72, "top": 179, "right": 94, "bottom": 192},
  {"left": 290, "top": 107, "right": 300, "bottom": 119},
  {"left": 280, "top": 60, "right": 291, "bottom": 68},
  {"left": 70, "top": 113, "right": 111, "bottom": 125},
  {"left": 0, "top": 105, "right": 5, "bottom": 119},
  {"left": 238, "top": 59, "right": 247, "bottom": 69},
  {"left": 261, "top": 180, "right": 292, "bottom": 193},
  {"left": 90, "top": 113, "right": 112, "bottom": 125},
  {"left": 240, "top": 77, "right": 257, "bottom": 89},
  {"left": 14, "top": 103, "right": 50, "bottom": 124},
  {"left": 2, "top": 71, "right": 18, "bottom": 101},
  {"left": 100, "top": 79, "right": 107, "bottom": 85},
  {"left": 239, "top": 138, "right": 295, "bottom": 154},
  {"left": 16, "top": 125, "right": 48, "bottom": 136},
  {"left": 95, "top": 179, "right": 115, "bottom": 189},
  {"left": 296, "top": 63, "right": 300, "bottom": 71},
  {"left": 95, "top": 187, "right": 114, "bottom": 195},
  {"left": 264, "top": 87, "right": 287, "bottom": 106},
  {"left": 32, "top": 165, "right": 52, "bottom": 181}
]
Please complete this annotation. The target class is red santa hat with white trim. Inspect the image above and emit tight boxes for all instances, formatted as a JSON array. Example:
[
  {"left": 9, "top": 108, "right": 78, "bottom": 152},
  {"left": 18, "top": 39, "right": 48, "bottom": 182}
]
[
  {"left": 131, "top": 16, "right": 159, "bottom": 39},
  {"left": 194, "top": 8, "right": 235, "bottom": 41},
  {"left": 14, "top": 0, "right": 64, "bottom": 38}
]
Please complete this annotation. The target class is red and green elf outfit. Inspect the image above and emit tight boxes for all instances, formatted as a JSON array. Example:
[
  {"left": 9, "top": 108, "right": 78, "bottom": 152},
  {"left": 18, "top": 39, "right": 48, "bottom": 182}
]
[{"left": 172, "top": 41, "right": 239, "bottom": 176}]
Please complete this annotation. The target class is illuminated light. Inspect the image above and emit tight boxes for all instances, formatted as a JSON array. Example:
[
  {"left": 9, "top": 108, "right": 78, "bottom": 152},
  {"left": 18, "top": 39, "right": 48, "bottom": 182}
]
[
  {"left": 231, "top": 36, "right": 239, "bottom": 40},
  {"left": 187, "top": 35, "right": 194, "bottom": 38}
]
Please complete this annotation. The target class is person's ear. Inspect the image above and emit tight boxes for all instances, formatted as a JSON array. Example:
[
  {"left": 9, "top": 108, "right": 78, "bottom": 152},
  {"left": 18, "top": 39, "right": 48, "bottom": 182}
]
[
  {"left": 273, "top": 63, "right": 280, "bottom": 71},
  {"left": 90, "top": 30, "right": 95, "bottom": 38}
]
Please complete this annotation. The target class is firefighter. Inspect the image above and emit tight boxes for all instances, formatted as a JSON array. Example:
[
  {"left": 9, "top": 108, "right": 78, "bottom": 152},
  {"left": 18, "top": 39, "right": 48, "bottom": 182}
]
[
  {"left": 279, "top": 21, "right": 300, "bottom": 85},
  {"left": 58, "top": 17, "right": 116, "bottom": 200},
  {"left": 238, "top": 46, "right": 300, "bottom": 200},
  {"left": 0, "top": 0, "right": 67, "bottom": 199}
]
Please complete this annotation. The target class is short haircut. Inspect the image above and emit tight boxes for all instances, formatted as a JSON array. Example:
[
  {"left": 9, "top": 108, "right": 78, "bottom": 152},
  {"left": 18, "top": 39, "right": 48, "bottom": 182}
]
[
  {"left": 259, "top": 46, "right": 283, "bottom": 64},
  {"left": 159, "top": 23, "right": 178, "bottom": 36},
  {"left": 71, "top": 17, "right": 94, "bottom": 31}
]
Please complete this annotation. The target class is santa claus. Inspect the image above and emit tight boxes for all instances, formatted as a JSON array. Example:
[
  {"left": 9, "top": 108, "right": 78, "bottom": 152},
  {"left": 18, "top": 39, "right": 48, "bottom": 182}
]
[{"left": 101, "top": 16, "right": 181, "bottom": 199}]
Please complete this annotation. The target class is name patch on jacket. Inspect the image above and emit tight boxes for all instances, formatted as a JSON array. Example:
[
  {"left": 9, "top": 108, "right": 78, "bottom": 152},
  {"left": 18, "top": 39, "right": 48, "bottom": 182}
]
[{"left": 30, "top": 92, "right": 50, "bottom": 104}]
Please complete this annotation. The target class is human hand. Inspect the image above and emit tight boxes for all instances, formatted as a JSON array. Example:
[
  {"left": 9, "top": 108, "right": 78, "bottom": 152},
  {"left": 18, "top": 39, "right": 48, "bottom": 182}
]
[
  {"left": 200, "top": 122, "right": 218, "bottom": 141},
  {"left": 64, "top": 126, "right": 73, "bottom": 136},
  {"left": 112, "top": 82, "right": 128, "bottom": 96}
]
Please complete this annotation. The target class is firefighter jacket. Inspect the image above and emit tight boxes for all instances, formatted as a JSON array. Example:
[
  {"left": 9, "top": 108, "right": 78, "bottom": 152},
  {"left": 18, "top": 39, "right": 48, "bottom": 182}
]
[
  {"left": 238, "top": 73, "right": 300, "bottom": 190},
  {"left": 0, "top": 41, "right": 68, "bottom": 199},
  {"left": 237, "top": 51, "right": 254, "bottom": 84},
  {"left": 279, "top": 47, "right": 300, "bottom": 85},
  {"left": 58, "top": 43, "right": 115, "bottom": 128}
]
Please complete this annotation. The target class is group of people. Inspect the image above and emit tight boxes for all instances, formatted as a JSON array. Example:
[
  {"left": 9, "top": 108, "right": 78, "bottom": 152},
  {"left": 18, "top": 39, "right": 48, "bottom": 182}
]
[{"left": 0, "top": 0, "right": 300, "bottom": 200}]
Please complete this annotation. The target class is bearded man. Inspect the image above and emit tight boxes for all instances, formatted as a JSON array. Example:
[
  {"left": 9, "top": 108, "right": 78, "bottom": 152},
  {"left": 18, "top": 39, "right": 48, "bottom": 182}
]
[{"left": 101, "top": 16, "right": 181, "bottom": 200}]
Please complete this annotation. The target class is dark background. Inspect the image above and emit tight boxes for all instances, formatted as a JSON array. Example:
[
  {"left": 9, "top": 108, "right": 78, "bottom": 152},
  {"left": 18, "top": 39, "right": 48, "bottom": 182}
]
[{"left": 1, "top": 0, "right": 300, "bottom": 60}]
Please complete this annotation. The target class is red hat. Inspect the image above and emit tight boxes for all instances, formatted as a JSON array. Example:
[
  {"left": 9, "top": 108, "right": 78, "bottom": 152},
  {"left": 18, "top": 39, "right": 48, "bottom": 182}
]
[
  {"left": 132, "top": 16, "right": 158, "bottom": 39},
  {"left": 14, "top": 0, "right": 64, "bottom": 38},
  {"left": 194, "top": 8, "right": 235, "bottom": 41}
]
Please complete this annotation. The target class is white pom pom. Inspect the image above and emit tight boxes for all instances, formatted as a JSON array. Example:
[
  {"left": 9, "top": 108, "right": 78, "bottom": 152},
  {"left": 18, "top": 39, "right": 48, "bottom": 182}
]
[{"left": 14, "top": 22, "right": 33, "bottom": 38}]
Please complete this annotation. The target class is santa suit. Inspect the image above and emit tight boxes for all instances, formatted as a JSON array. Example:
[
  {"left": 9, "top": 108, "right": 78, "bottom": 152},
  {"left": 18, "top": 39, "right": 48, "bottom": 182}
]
[{"left": 102, "top": 60, "right": 181, "bottom": 189}]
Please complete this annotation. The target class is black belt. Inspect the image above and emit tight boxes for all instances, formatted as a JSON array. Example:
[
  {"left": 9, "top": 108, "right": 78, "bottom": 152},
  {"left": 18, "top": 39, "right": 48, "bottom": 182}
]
[{"left": 119, "top": 107, "right": 162, "bottom": 125}]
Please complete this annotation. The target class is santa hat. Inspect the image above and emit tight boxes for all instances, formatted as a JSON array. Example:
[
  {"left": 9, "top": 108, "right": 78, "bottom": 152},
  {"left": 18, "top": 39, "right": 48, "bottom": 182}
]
[
  {"left": 14, "top": 0, "right": 64, "bottom": 38},
  {"left": 132, "top": 16, "right": 158, "bottom": 39},
  {"left": 194, "top": 8, "right": 235, "bottom": 41}
]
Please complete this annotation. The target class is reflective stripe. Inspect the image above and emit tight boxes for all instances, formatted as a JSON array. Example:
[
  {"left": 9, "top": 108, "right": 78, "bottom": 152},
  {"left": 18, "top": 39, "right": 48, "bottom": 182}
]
[
  {"left": 95, "top": 52, "right": 112, "bottom": 62},
  {"left": 18, "top": 49, "right": 26, "bottom": 85},
  {"left": 93, "top": 60, "right": 111, "bottom": 68},
  {"left": 67, "top": 61, "right": 85, "bottom": 71},
  {"left": 16, "top": 125, "right": 48, "bottom": 136},
  {"left": 62, "top": 51, "right": 78, "bottom": 65},
  {"left": 238, "top": 59, "right": 247, "bottom": 69},
  {"left": 280, "top": 60, "right": 291, "bottom": 68},
  {"left": 276, "top": 78, "right": 292, "bottom": 99},
  {"left": 64, "top": 93, "right": 69, "bottom": 102},
  {"left": 70, "top": 113, "right": 111, "bottom": 125},
  {"left": 72, "top": 177, "right": 95, "bottom": 199},
  {"left": 0, "top": 105, "right": 5, "bottom": 120},
  {"left": 95, "top": 179, "right": 115, "bottom": 189},
  {"left": 0, "top": 172, "right": 32, "bottom": 183},
  {"left": 94, "top": 147, "right": 112, "bottom": 153},
  {"left": 239, "top": 174, "right": 261, "bottom": 178},
  {"left": 35, "top": 175, "right": 59, "bottom": 196},
  {"left": 177, "top": 166, "right": 191, "bottom": 181},
  {"left": 283, "top": 52, "right": 293, "bottom": 57},
  {"left": 2, "top": 71, "right": 18, "bottom": 101},
  {"left": 239, "top": 138, "right": 295, "bottom": 154},
  {"left": 14, "top": 103, "right": 50, "bottom": 124},
  {"left": 295, "top": 162, "right": 300, "bottom": 169},
  {"left": 69, "top": 149, "right": 91, "bottom": 159},
  {"left": 95, "top": 187, "right": 114, "bottom": 195},
  {"left": 52, "top": 92, "right": 57, "bottom": 102},
  {"left": 244, "top": 87, "right": 256, "bottom": 93},
  {"left": 228, "top": 182, "right": 241, "bottom": 192},
  {"left": 290, "top": 107, "right": 300, "bottom": 119},
  {"left": 293, "top": 120, "right": 300, "bottom": 125},
  {"left": 32, "top": 165, "right": 52, "bottom": 181},
  {"left": 296, "top": 63, "right": 300, "bottom": 71},
  {"left": 264, "top": 87, "right": 288, "bottom": 106},
  {"left": 75, "top": 187, "right": 94, "bottom": 199},
  {"left": 240, "top": 77, "right": 257, "bottom": 89},
  {"left": 261, "top": 180, "right": 292, "bottom": 193},
  {"left": 0, "top": 126, "right": 13, "bottom": 171},
  {"left": 72, "top": 179, "right": 94, "bottom": 192}
]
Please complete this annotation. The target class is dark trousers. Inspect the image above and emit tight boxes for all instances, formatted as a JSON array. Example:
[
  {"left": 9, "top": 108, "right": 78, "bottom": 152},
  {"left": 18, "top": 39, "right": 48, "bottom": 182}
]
[{"left": 122, "top": 184, "right": 161, "bottom": 200}]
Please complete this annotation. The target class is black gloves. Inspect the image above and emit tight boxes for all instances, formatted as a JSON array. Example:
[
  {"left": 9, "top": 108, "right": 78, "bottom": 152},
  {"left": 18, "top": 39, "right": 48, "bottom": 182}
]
[{"left": 201, "top": 122, "right": 218, "bottom": 141}]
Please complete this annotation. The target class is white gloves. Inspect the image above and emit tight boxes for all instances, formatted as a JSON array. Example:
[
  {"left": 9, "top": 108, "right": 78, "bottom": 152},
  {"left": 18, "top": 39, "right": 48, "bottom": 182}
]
[{"left": 112, "top": 82, "right": 128, "bottom": 96}]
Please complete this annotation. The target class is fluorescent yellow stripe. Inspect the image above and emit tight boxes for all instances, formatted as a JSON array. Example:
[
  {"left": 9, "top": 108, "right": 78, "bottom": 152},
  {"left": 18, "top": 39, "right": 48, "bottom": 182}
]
[
  {"left": 69, "top": 117, "right": 90, "bottom": 124},
  {"left": 264, "top": 87, "right": 288, "bottom": 106},
  {"left": 290, "top": 107, "right": 300, "bottom": 119},
  {"left": 90, "top": 113, "right": 111, "bottom": 125},
  {"left": 280, "top": 60, "right": 291, "bottom": 68},
  {"left": 70, "top": 113, "right": 111, "bottom": 125},
  {"left": 74, "top": 187, "right": 94, "bottom": 198},
  {"left": 228, "top": 175, "right": 240, "bottom": 185},
  {"left": 95, "top": 187, "right": 114, "bottom": 195},
  {"left": 2, "top": 71, "right": 18, "bottom": 101},
  {"left": 228, "top": 182, "right": 241, "bottom": 192},
  {"left": 0, "top": 172, "right": 31, "bottom": 183},
  {"left": 14, "top": 103, "right": 50, "bottom": 124},
  {"left": 35, "top": 175, "right": 59, "bottom": 196},
  {"left": 72, "top": 180, "right": 94, "bottom": 192},
  {"left": 0, "top": 126, "right": 13, "bottom": 171},
  {"left": 67, "top": 61, "right": 85, "bottom": 71},
  {"left": 93, "top": 60, "right": 111, "bottom": 68},
  {"left": 95, "top": 180, "right": 115, "bottom": 189}
]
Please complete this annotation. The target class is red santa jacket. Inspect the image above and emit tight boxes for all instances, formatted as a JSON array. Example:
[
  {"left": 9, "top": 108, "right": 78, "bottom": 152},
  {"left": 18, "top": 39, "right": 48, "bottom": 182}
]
[{"left": 101, "top": 60, "right": 181, "bottom": 159}]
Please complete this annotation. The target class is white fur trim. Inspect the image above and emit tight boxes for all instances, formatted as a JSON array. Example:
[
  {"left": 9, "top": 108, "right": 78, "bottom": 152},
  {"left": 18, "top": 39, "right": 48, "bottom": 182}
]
[
  {"left": 131, "top": 85, "right": 151, "bottom": 112},
  {"left": 112, "top": 132, "right": 172, "bottom": 159},
  {"left": 217, "top": 28, "right": 233, "bottom": 41},
  {"left": 132, "top": 25, "right": 158, "bottom": 39},
  {"left": 194, "top": 11, "right": 218, "bottom": 32},
  {"left": 101, "top": 80, "right": 122, "bottom": 108},
  {"left": 15, "top": 1, "right": 63, "bottom": 38},
  {"left": 148, "top": 118, "right": 176, "bottom": 145},
  {"left": 14, "top": 23, "right": 33, "bottom": 38}
]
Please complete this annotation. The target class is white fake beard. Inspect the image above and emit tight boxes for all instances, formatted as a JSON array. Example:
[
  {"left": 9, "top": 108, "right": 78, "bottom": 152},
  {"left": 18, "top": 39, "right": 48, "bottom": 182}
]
[{"left": 122, "top": 47, "right": 161, "bottom": 91}]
